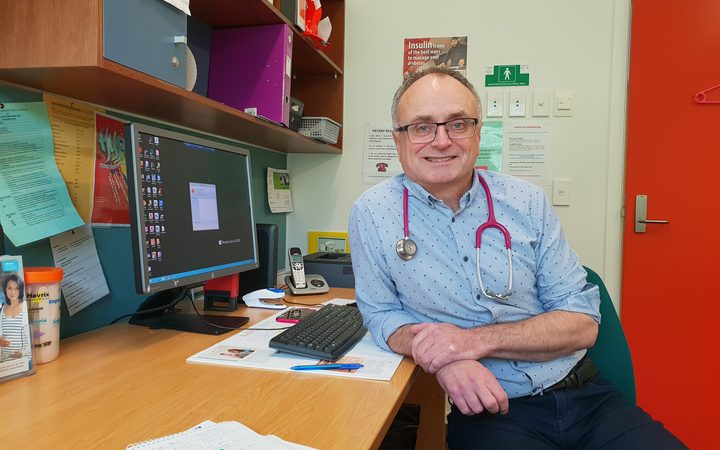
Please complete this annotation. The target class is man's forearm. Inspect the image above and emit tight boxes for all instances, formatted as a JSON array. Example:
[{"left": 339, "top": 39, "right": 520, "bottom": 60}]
[
  {"left": 474, "top": 310, "right": 598, "bottom": 361},
  {"left": 387, "top": 324, "right": 417, "bottom": 356}
]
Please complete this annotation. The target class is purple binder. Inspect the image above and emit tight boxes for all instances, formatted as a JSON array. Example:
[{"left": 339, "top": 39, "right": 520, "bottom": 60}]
[{"left": 209, "top": 24, "right": 293, "bottom": 127}]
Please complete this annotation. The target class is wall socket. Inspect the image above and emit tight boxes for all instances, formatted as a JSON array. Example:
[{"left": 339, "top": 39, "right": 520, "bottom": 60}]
[{"left": 486, "top": 91, "right": 504, "bottom": 117}]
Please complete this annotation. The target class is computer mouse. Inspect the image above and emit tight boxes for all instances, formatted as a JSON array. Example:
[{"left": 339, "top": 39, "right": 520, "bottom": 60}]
[{"left": 310, "top": 279, "right": 325, "bottom": 287}]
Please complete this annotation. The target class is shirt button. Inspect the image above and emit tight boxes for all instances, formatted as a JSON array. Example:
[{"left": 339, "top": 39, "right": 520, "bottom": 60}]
[
  {"left": 451, "top": 217, "right": 455, "bottom": 223},
  {"left": 463, "top": 256, "right": 468, "bottom": 262},
  {"left": 513, "top": 361, "right": 519, "bottom": 367},
  {"left": 476, "top": 294, "right": 481, "bottom": 300}
]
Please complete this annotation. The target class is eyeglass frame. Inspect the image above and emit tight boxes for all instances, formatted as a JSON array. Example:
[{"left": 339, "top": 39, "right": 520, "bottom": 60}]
[{"left": 393, "top": 117, "right": 481, "bottom": 144}]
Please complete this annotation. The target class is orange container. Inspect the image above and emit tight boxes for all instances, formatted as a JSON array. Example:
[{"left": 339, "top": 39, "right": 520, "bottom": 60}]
[{"left": 24, "top": 267, "right": 64, "bottom": 364}]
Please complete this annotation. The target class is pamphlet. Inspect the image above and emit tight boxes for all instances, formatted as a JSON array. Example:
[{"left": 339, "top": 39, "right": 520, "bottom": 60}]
[
  {"left": 187, "top": 299, "right": 403, "bottom": 381},
  {"left": 0, "top": 255, "right": 35, "bottom": 383}
]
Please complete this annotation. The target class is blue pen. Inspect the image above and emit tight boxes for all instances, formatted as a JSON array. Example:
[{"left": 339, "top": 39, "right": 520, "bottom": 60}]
[{"left": 290, "top": 363, "right": 364, "bottom": 371}]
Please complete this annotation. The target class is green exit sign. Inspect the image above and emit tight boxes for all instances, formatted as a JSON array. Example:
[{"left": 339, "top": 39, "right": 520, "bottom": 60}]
[{"left": 485, "top": 65, "right": 530, "bottom": 87}]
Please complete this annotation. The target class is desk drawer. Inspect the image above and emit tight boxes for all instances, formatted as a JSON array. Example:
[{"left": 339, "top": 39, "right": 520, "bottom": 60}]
[{"left": 103, "top": 0, "right": 187, "bottom": 88}]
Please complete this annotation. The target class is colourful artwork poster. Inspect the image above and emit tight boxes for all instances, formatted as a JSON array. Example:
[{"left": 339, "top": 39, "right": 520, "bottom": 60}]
[
  {"left": 403, "top": 36, "right": 468, "bottom": 79},
  {"left": 91, "top": 113, "right": 129, "bottom": 225}
]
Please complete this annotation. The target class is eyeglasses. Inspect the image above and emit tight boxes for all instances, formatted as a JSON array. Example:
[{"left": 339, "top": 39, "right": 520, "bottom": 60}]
[{"left": 394, "top": 118, "right": 480, "bottom": 144}]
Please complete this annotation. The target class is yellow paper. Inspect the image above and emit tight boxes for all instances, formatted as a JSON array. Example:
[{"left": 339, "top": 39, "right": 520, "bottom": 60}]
[{"left": 44, "top": 94, "right": 100, "bottom": 223}]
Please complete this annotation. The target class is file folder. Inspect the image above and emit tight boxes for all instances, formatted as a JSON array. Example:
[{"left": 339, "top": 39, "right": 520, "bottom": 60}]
[{"left": 209, "top": 24, "right": 293, "bottom": 127}]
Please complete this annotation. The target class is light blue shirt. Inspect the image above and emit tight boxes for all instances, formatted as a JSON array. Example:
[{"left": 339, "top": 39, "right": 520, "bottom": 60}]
[{"left": 348, "top": 170, "right": 601, "bottom": 397}]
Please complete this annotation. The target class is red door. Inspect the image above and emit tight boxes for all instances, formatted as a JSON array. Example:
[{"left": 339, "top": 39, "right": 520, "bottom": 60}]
[{"left": 622, "top": 2, "right": 720, "bottom": 448}]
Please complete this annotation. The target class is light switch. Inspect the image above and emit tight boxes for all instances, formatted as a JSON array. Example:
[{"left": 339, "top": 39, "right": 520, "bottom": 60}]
[
  {"left": 554, "top": 90, "right": 574, "bottom": 117},
  {"left": 532, "top": 90, "right": 550, "bottom": 117},
  {"left": 509, "top": 91, "right": 526, "bottom": 117},
  {"left": 552, "top": 178, "right": 571, "bottom": 206},
  {"left": 486, "top": 91, "right": 504, "bottom": 118}
]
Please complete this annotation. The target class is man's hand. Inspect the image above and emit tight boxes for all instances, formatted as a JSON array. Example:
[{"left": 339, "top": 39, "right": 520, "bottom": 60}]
[
  {"left": 0, "top": 335, "right": 10, "bottom": 348},
  {"left": 410, "top": 323, "right": 487, "bottom": 373},
  {"left": 436, "top": 360, "right": 509, "bottom": 416}
]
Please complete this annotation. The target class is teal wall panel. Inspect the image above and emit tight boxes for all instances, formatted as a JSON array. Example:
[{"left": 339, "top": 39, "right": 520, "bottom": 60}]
[{"left": 1, "top": 84, "right": 287, "bottom": 338}]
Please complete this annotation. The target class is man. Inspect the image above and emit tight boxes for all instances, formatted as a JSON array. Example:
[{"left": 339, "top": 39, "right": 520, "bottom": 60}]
[
  {"left": 348, "top": 67, "right": 686, "bottom": 449},
  {"left": 438, "top": 37, "right": 467, "bottom": 68}
]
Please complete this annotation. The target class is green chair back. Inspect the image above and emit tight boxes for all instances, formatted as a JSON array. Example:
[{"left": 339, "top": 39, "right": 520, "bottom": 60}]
[{"left": 584, "top": 266, "right": 637, "bottom": 404}]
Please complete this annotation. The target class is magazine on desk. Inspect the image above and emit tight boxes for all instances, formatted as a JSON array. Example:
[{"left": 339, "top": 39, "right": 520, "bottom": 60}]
[
  {"left": 0, "top": 255, "right": 35, "bottom": 384},
  {"left": 187, "top": 299, "right": 403, "bottom": 381}
]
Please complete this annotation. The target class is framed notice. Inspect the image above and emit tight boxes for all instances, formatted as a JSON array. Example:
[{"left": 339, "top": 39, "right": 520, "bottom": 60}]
[{"left": 308, "top": 231, "right": 350, "bottom": 254}]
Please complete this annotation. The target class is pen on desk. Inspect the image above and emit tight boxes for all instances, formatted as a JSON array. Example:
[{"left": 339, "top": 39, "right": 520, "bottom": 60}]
[{"left": 290, "top": 363, "right": 364, "bottom": 371}]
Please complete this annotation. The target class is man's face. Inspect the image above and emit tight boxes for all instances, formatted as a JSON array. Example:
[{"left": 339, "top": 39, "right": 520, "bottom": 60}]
[
  {"left": 450, "top": 38, "right": 459, "bottom": 47},
  {"left": 392, "top": 75, "right": 480, "bottom": 195}
]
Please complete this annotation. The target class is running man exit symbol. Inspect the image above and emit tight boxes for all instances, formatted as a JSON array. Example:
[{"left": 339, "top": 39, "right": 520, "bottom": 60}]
[{"left": 485, "top": 65, "right": 530, "bottom": 87}]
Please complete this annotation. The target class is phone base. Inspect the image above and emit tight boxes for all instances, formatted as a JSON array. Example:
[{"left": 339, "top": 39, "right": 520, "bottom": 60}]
[{"left": 285, "top": 274, "right": 330, "bottom": 295}]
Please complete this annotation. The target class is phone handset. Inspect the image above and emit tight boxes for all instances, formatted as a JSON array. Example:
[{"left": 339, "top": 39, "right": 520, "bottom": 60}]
[{"left": 288, "top": 247, "right": 307, "bottom": 289}]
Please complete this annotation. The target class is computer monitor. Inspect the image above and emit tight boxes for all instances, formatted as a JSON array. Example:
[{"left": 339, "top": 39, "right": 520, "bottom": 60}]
[{"left": 125, "top": 122, "right": 258, "bottom": 334}]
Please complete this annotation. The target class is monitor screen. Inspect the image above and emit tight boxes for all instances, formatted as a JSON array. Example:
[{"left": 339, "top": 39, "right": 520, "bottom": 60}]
[{"left": 126, "top": 123, "right": 259, "bottom": 295}]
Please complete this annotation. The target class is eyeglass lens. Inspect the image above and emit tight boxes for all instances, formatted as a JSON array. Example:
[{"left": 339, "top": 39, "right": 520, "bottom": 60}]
[{"left": 407, "top": 119, "right": 477, "bottom": 143}]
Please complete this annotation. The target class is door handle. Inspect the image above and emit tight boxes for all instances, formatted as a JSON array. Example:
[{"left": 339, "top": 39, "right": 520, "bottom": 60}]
[{"left": 635, "top": 194, "right": 670, "bottom": 233}]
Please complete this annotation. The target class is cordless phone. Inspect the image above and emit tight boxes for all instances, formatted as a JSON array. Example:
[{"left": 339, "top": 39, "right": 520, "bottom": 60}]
[{"left": 288, "top": 247, "right": 307, "bottom": 289}]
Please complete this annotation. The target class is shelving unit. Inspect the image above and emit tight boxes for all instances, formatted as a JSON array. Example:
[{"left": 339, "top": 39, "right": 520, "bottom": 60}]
[{"left": 0, "top": 0, "right": 344, "bottom": 154}]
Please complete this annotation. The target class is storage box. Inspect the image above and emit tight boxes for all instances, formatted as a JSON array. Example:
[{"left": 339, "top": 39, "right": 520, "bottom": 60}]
[
  {"left": 209, "top": 24, "right": 293, "bottom": 127},
  {"left": 299, "top": 117, "right": 341, "bottom": 144}
]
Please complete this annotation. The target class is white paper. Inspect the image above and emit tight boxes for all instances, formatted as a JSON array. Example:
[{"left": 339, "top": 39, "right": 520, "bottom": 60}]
[
  {"left": 49, "top": 225, "right": 110, "bottom": 316},
  {"left": 127, "top": 420, "right": 316, "bottom": 450},
  {"left": 317, "top": 17, "right": 332, "bottom": 43},
  {"left": 504, "top": 123, "right": 550, "bottom": 187},
  {"left": 266, "top": 168, "right": 293, "bottom": 213},
  {"left": 187, "top": 299, "right": 403, "bottom": 381},
  {"left": 161, "top": 0, "right": 190, "bottom": 16},
  {"left": 362, "top": 124, "right": 402, "bottom": 185}
]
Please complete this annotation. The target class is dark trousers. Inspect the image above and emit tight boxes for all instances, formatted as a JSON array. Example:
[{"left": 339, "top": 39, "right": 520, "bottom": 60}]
[{"left": 447, "top": 374, "right": 687, "bottom": 450}]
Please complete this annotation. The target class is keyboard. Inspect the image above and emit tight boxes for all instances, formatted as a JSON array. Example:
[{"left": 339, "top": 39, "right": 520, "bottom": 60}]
[{"left": 269, "top": 304, "right": 366, "bottom": 361}]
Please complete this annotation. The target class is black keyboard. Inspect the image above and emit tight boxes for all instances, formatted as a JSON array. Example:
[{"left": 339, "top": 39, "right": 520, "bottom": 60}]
[{"left": 269, "top": 304, "right": 366, "bottom": 361}]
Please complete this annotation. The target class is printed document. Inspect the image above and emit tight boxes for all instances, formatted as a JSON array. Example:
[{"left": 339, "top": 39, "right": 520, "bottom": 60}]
[
  {"left": 266, "top": 167, "right": 293, "bottom": 213},
  {"left": 0, "top": 102, "right": 83, "bottom": 246},
  {"left": 49, "top": 225, "right": 110, "bottom": 316},
  {"left": 45, "top": 94, "right": 99, "bottom": 223},
  {"left": 126, "top": 420, "right": 316, "bottom": 450},
  {"left": 187, "top": 299, "right": 403, "bottom": 381}
]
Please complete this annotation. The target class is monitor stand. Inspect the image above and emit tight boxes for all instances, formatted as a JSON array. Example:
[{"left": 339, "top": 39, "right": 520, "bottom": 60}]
[{"left": 129, "top": 287, "right": 249, "bottom": 335}]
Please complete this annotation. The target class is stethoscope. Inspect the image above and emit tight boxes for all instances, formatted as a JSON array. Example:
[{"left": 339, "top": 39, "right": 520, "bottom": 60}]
[{"left": 396, "top": 173, "right": 514, "bottom": 301}]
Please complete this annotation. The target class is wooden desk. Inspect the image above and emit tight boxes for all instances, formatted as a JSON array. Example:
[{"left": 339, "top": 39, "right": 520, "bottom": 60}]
[{"left": 0, "top": 288, "right": 445, "bottom": 450}]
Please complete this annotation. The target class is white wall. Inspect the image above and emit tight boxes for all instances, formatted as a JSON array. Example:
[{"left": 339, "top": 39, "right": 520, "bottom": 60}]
[{"left": 287, "top": 0, "right": 630, "bottom": 307}]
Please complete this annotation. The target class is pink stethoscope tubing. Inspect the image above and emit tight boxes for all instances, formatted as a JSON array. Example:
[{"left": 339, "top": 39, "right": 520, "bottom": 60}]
[{"left": 401, "top": 173, "right": 514, "bottom": 300}]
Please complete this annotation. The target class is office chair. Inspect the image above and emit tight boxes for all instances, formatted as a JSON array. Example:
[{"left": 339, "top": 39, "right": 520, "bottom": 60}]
[{"left": 584, "top": 266, "right": 637, "bottom": 404}]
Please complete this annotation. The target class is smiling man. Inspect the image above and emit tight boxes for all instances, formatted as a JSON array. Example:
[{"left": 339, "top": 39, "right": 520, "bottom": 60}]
[{"left": 348, "top": 67, "right": 686, "bottom": 449}]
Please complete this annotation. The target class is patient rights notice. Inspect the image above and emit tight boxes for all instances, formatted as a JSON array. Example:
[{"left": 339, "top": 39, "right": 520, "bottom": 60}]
[{"left": 0, "top": 102, "right": 83, "bottom": 246}]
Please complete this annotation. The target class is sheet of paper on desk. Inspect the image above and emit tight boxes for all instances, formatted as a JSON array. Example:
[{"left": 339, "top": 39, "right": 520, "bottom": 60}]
[
  {"left": 0, "top": 102, "right": 84, "bottom": 246},
  {"left": 126, "top": 420, "right": 316, "bottom": 450},
  {"left": 187, "top": 299, "right": 403, "bottom": 381}
]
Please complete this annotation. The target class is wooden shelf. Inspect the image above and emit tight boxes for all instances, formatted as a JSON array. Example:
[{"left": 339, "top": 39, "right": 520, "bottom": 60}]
[
  {"left": 0, "top": 0, "right": 344, "bottom": 155},
  {"left": 192, "top": 0, "right": 343, "bottom": 76}
]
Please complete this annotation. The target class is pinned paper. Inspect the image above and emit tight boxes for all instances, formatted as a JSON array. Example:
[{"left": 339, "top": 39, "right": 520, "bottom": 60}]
[{"left": 50, "top": 225, "right": 110, "bottom": 316}]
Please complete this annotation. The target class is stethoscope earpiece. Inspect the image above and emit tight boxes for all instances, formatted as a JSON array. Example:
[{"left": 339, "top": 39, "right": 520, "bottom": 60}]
[{"left": 396, "top": 238, "right": 417, "bottom": 261}]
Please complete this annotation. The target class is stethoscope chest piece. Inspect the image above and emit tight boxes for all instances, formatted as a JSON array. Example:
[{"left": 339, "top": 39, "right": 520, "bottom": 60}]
[{"left": 396, "top": 237, "right": 417, "bottom": 261}]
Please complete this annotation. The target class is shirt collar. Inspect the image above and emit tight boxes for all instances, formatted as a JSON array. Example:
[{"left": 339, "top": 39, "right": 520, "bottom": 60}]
[{"left": 400, "top": 171, "right": 484, "bottom": 210}]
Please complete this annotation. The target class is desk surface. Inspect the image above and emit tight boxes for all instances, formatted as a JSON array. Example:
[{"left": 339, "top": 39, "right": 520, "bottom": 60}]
[{"left": 0, "top": 288, "right": 445, "bottom": 450}]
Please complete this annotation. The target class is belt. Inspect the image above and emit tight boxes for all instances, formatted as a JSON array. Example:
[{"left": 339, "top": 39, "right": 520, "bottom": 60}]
[{"left": 542, "top": 355, "right": 598, "bottom": 394}]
